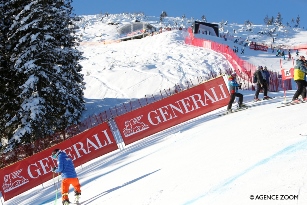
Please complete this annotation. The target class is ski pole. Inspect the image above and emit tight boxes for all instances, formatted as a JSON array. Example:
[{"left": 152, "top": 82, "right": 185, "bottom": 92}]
[
  {"left": 53, "top": 172, "right": 59, "bottom": 205},
  {"left": 0, "top": 191, "right": 4, "bottom": 205}
]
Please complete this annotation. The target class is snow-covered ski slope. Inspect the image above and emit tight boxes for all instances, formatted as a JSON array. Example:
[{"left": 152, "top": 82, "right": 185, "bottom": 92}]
[{"left": 3, "top": 14, "right": 307, "bottom": 205}]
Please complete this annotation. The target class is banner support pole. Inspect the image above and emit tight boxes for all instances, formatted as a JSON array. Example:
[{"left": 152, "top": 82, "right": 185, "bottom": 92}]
[{"left": 283, "top": 80, "right": 287, "bottom": 103}]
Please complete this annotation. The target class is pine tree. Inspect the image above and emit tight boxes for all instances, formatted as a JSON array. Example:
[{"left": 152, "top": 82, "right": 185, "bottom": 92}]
[
  {"left": 201, "top": 15, "right": 207, "bottom": 22},
  {"left": 275, "top": 12, "right": 283, "bottom": 26},
  {"left": 160, "top": 11, "right": 167, "bottom": 22},
  {"left": 0, "top": 0, "right": 30, "bottom": 149},
  {"left": 0, "top": 2, "right": 8, "bottom": 148},
  {"left": 161, "top": 11, "right": 167, "bottom": 18},
  {"left": 295, "top": 15, "right": 300, "bottom": 27},
  {"left": 3, "top": 0, "right": 85, "bottom": 148},
  {"left": 264, "top": 15, "right": 270, "bottom": 25},
  {"left": 270, "top": 16, "right": 274, "bottom": 25}
]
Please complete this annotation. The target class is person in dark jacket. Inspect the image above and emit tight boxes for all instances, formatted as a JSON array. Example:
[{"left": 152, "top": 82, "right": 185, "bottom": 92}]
[
  {"left": 52, "top": 149, "right": 81, "bottom": 205},
  {"left": 292, "top": 56, "right": 307, "bottom": 103},
  {"left": 254, "top": 66, "right": 271, "bottom": 101},
  {"left": 227, "top": 72, "right": 247, "bottom": 113},
  {"left": 262, "top": 66, "right": 270, "bottom": 88}
]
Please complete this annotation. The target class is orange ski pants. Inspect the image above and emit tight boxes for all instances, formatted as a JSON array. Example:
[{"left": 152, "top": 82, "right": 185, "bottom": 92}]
[{"left": 61, "top": 178, "right": 81, "bottom": 201}]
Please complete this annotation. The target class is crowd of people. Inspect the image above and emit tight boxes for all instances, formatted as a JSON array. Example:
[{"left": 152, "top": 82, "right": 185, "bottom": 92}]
[
  {"left": 275, "top": 48, "right": 299, "bottom": 60},
  {"left": 226, "top": 55, "right": 307, "bottom": 113}
]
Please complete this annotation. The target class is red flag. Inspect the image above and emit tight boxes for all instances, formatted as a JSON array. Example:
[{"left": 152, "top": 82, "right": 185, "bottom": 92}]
[{"left": 281, "top": 68, "right": 294, "bottom": 80}]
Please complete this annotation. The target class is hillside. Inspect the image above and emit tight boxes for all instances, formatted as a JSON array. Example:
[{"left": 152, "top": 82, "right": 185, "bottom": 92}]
[
  {"left": 74, "top": 13, "right": 307, "bottom": 120},
  {"left": 2, "top": 14, "right": 307, "bottom": 205}
]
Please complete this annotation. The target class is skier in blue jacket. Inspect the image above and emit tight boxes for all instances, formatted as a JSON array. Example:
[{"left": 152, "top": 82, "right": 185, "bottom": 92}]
[
  {"left": 227, "top": 72, "right": 247, "bottom": 113},
  {"left": 52, "top": 149, "right": 81, "bottom": 205}
]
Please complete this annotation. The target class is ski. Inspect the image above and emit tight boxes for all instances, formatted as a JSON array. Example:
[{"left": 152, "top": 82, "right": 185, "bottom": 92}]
[
  {"left": 68, "top": 202, "right": 82, "bottom": 205},
  {"left": 243, "top": 97, "right": 277, "bottom": 108},
  {"left": 253, "top": 97, "right": 276, "bottom": 103},
  {"left": 218, "top": 107, "right": 249, "bottom": 117},
  {"left": 62, "top": 199, "right": 81, "bottom": 205},
  {"left": 72, "top": 197, "right": 81, "bottom": 204},
  {"left": 277, "top": 101, "right": 306, "bottom": 108},
  {"left": 74, "top": 196, "right": 81, "bottom": 204}
]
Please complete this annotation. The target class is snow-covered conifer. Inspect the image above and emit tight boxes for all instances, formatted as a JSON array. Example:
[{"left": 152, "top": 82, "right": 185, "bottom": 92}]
[{"left": 2, "top": 0, "right": 85, "bottom": 148}]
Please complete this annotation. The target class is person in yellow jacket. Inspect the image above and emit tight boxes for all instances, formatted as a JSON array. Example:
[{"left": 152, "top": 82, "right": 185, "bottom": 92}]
[{"left": 292, "top": 56, "right": 307, "bottom": 103}]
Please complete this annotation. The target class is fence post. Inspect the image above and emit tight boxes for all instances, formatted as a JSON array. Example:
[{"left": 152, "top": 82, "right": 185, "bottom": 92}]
[
  {"left": 145, "top": 95, "right": 148, "bottom": 105},
  {"left": 115, "top": 106, "right": 119, "bottom": 117},
  {"left": 189, "top": 79, "right": 194, "bottom": 86},
  {"left": 123, "top": 103, "right": 128, "bottom": 112},
  {"left": 104, "top": 110, "right": 108, "bottom": 121},
  {"left": 109, "top": 108, "right": 114, "bottom": 118},
  {"left": 138, "top": 99, "right": 142, "bottom": 108}
]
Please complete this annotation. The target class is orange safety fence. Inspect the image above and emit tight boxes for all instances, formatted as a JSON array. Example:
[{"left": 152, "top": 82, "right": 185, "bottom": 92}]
[{"left": 184, "top": 28, "right": 293, "bottom": 92}]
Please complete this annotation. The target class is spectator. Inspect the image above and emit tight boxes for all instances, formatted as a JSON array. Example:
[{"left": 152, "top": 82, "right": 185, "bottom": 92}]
[
  {"left": 276, "top": 49, "right": 281, "bottom": 56},
  {"left": 253, "top": 66, "right": 271, "bottom": 101},
  {"left": 262, "top": 66, "right": 271, "bottom": 88},
  {"left": 51, "top": 149, "right": 82, "bottom": 205},
  {"left": 226, "top": 72, "right": 247, "bottom": 113},
  {"left": 291, "top": 56, "right": 307, "bottom": 103},
  {"left": 288, "top": 50, "right": 291, "bottom": 60}
]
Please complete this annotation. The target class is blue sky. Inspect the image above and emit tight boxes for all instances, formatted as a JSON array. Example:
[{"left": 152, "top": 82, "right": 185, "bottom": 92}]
[{"left": 72, "top": 0, "right": 307, "bottom": 28}]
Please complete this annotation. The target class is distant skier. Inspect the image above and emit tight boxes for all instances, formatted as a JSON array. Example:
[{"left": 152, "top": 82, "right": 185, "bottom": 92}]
[
  {"left": 288, "top": 50, "right": 291, "bottom": 60},
  {"left": 226, "top": 72, "right": 247, "bottom": 113},
  {"left": 52, "top": 149, "right": 82, "bottom": 205},
  {"left": 276, "top": 49, "right": 281, "bottom": 56}
]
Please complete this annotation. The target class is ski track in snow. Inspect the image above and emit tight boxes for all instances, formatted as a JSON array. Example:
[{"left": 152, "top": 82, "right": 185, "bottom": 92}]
[{"left": 183, "top": 139, "right": 307, "bottom": 205}]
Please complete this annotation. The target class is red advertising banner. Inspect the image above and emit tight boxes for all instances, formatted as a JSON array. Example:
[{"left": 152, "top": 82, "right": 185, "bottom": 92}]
[
  {"left": 115, "top": 76, "right": 229, "bottom": 145},
  {"left": 250, "top": 43, "right": 268, "bottom": 51},
  {"left": 0, "top": 122, "right": 117, "bottom": 201},
  {"left": 281, "top": 68, "right": 294, "bottom": 80}
]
